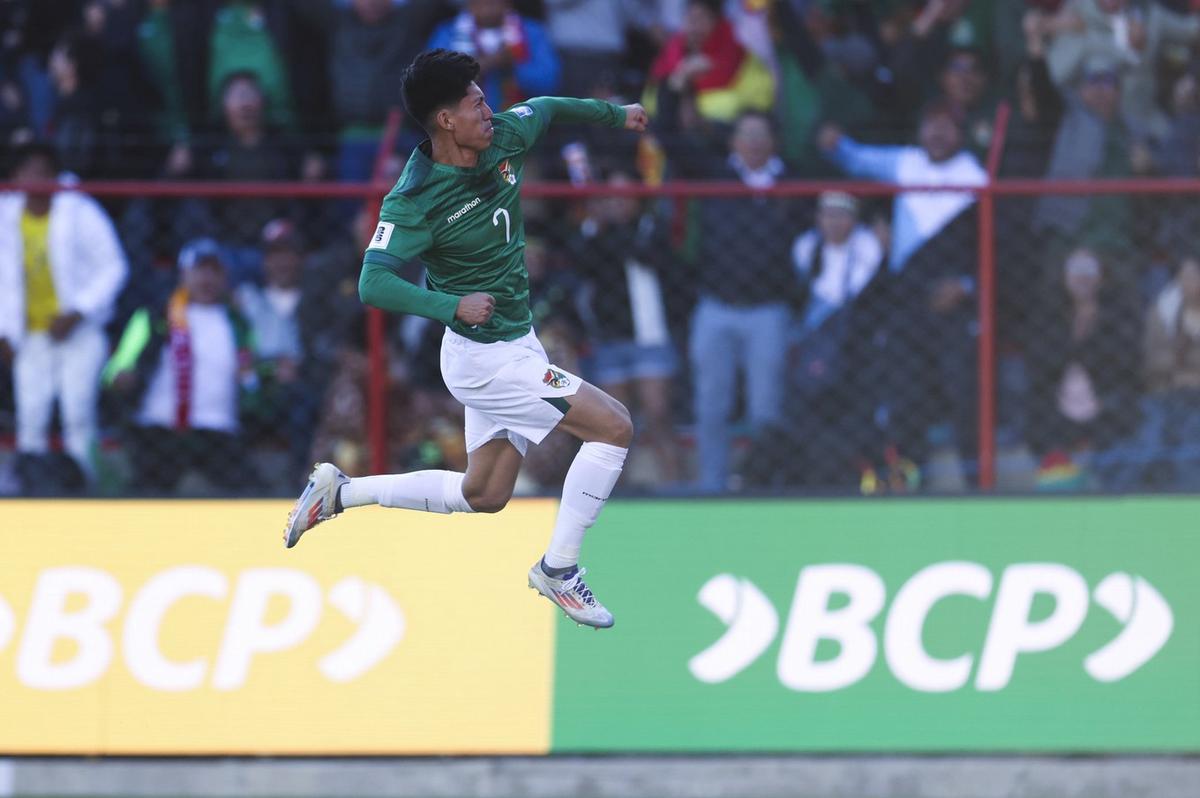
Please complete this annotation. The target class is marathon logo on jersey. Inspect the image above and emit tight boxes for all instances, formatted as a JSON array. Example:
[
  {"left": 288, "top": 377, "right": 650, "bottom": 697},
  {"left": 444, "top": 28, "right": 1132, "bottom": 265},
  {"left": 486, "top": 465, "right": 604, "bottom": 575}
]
[
  {"left": 543, "top": 368, "right": 571, "bottom": 390},
  {"left": 498, "top": 159, "right": 517, "bottom": 186},
  {"left": 446, "top": 196, "right": 482, "bottom": 224},
  {"left": 512, "top": 105, "right": 533, "bottom": 118},
  {"left": 368, "top": 221, "right": 394, "bottom": 250}
]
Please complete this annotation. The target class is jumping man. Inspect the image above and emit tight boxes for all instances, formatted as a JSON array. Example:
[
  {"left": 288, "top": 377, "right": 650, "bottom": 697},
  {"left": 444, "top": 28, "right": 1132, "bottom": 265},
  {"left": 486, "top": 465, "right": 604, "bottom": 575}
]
[{"left": 283, "top": 49, "right": 648, "bottom": 629}]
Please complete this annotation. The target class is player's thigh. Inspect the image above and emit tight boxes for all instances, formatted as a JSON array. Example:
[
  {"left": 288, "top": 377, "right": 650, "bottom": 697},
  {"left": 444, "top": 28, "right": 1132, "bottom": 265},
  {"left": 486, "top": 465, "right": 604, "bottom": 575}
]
[
  {"left": 555, "top": 381, "right": 633, "bottom": 446},
  {"left": 463, "top": 436, "right": 524, "bottom": 509}
]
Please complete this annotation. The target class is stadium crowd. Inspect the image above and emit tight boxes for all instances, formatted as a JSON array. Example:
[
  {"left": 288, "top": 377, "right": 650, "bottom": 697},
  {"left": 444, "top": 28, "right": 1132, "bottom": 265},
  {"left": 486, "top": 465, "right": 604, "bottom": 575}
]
[{"left": 3, "top": 0, "right": 1200, "bottom": 496}]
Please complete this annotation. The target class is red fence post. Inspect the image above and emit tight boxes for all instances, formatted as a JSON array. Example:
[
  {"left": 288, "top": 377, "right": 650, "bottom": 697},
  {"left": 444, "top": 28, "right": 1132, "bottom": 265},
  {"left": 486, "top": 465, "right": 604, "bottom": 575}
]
[
  {"left": 978, "top": 103, "right": 1011, "bottom": 490},
  {"left": 366, "top": 109, "right": 404, "bottom": 475}
]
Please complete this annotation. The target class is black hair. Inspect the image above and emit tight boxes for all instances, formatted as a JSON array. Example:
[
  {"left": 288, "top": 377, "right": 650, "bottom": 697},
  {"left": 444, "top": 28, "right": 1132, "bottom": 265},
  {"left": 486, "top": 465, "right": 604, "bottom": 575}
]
[
  {"left": 401, "top": 49, "right": 481, "bottom": 133},
  {"left": 9, "top": 140, "right": 60, "bottom": 177},
  {"left": 920, "top": 98, "right": 962, "bottom": 126},
  {"left": 221, "top": 69, "right": 264, "bottom": 98}
]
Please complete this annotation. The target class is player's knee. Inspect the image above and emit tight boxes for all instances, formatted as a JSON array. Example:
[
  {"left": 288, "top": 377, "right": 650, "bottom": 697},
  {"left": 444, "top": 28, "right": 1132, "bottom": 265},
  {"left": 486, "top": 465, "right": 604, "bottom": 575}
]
[
  {"left": 605, "top": 402, "right": 634, "bottom": 448},
  {"left": 465, "top": 489, "right": 511, "bottom": 514}
]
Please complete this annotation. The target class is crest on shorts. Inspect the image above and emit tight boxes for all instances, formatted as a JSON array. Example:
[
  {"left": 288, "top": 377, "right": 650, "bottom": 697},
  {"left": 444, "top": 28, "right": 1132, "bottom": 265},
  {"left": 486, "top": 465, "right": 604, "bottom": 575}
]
[
  {"left": 543, "top": 368, "right": 571, "bottom": 389},
  {"left": 498, "top": 159, "right": 517, "bottom": 185}
]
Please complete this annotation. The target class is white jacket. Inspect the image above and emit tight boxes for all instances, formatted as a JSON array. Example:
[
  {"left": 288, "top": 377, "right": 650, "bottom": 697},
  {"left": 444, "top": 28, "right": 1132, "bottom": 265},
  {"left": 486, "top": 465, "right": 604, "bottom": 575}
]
[{"left": 0, "top": 190, "right": 128, "bottom": 345}]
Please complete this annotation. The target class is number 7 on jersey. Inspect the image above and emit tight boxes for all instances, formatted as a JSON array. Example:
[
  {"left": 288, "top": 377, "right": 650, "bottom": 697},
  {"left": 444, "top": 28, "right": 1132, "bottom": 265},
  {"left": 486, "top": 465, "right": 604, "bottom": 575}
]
[{"left": 492, "top": 208, "right": 510, "bottom": 243}]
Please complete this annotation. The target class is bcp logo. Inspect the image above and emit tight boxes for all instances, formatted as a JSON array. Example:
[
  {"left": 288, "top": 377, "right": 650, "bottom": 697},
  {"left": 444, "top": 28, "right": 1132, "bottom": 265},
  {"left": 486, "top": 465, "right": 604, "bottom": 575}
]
[
  {"left": 689, "top": 563, "right": 1173, "bottom": 691},
  {"left": 0, "top": 567, "right": 404, "bottom": 691}
]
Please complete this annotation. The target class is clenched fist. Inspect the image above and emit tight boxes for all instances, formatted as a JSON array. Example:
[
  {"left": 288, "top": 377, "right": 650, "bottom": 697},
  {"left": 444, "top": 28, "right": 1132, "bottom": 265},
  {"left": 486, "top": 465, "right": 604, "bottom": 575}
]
[
  {"left": 455, "top": 292, "right": 496, "bottom": 326},
  {"left": 622, "top": 104, "right": 648, "bottom": 133}
]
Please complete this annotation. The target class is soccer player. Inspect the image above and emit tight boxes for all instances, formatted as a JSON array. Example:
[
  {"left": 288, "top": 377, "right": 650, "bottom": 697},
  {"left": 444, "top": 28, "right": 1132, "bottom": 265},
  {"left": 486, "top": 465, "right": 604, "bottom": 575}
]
[{"left": 283, "top": 50, "right": 648, "bottom": 629}]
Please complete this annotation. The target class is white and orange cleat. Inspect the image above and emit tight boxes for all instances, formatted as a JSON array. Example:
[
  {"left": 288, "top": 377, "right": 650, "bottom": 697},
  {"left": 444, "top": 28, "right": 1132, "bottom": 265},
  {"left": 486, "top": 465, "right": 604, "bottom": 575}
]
[
  {"left": 283, "top": 462, "right": 350, "bottom": 548},
  {"left": 527, "top": 561, "right": 614, "bottom": 629}
]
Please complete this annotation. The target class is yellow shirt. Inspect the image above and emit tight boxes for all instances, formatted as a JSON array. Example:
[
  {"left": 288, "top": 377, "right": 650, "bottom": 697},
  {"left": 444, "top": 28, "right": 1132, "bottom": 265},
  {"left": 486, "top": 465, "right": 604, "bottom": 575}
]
[{"left": 21, "top": 210, "right": 57, "bottom": 332}]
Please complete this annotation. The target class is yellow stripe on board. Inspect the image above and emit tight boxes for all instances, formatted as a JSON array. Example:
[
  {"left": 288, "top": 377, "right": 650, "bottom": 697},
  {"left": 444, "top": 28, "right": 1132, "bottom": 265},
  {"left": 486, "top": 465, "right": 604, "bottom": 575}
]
[{"left": 0, "top": 500, "right": 558, "bottom": 755}]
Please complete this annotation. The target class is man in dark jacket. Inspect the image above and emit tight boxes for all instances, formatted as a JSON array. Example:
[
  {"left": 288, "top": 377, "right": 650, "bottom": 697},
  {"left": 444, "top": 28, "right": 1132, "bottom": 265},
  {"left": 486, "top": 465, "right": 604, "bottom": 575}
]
[{"left": 657, "top": 90, "right": 802, "bottom": 490}]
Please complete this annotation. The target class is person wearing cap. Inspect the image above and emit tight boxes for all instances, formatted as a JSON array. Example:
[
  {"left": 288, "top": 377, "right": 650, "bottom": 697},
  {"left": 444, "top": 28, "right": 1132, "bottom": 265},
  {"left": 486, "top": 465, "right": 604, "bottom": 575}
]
[
  {"left": 103, "top": 239, "right": 260, "bottom": 494},
  {"left": 0, "top": 141, "right": 128, "bottom": 492},
  {"left": 234, "top": 219, "right": 322, "bottom": 480},
  {"left": 792, "top": 191, "right": 883, "bottom": 338}
]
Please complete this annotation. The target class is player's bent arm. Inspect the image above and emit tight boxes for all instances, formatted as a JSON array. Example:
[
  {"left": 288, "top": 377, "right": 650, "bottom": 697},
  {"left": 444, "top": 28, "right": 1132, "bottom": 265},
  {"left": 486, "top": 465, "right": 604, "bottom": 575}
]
[{"left": 358, "top": 255, "right": 460, "bottom": 325}]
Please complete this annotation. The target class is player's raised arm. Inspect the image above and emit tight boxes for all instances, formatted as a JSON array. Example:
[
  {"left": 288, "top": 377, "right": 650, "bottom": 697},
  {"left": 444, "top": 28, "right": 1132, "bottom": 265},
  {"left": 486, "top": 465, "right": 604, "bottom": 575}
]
[
  {"left": 498, "top": 97, "right": 647, "bottom": 151},
  {"left": 358, "top": 201, "right": 493, "bottom": 326}
]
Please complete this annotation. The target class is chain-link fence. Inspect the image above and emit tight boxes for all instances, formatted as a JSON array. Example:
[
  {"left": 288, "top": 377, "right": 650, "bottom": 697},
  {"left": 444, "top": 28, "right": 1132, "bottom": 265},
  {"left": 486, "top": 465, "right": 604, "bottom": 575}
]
[{"left": 2, "top": 173, "right": 1199, "bottom": 498}]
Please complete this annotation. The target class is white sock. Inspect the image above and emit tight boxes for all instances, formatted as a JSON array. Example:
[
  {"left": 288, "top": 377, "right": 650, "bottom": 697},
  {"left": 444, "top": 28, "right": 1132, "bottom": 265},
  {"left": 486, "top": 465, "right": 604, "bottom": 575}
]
[
  {"left": 543, "top": 442, "right": 627, "bottom": 569},
  {"left": 339, "top": 471, "right": 474, "bottom": 514}
]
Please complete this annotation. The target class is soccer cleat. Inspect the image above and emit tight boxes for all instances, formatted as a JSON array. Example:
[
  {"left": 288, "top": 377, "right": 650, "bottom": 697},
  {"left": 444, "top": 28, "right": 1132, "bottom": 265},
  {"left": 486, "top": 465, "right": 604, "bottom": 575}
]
[
  {"left": 283, "top": 462, "right": 350, "bottom": 549},
  {"left": 527, "top": 561, "right": 614, "bottom": 629}
]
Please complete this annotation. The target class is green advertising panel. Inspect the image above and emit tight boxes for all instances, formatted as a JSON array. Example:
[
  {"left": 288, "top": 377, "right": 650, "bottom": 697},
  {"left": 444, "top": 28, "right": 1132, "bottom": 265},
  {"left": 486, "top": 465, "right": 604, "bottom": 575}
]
[{"left": 551, "top": 498, "right": 1200, "bottom": 752}]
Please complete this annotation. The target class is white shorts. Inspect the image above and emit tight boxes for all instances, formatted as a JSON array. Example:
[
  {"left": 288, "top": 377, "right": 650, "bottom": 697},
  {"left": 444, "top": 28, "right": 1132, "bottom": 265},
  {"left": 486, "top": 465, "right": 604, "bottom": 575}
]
[{"left": 440, "top": 327, "right": 582, "bottom": 455}]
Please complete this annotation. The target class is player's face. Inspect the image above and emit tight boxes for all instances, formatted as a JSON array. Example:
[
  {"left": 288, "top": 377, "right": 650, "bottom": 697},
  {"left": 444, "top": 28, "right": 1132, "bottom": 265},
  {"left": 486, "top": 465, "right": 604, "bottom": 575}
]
[{"left": 447, "top": 82, "right": 494, "bottom": 152}]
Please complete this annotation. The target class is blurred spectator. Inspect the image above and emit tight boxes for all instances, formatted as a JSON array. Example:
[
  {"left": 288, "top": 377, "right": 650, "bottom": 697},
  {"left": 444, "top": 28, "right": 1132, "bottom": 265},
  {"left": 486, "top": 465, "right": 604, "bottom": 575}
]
[
  {"left": 937, "top": 46, "right": 997, "bottom": 159},
  {"left": 770, "top": 0, "right": 889, "bottom": 169},
  {"left": 659, "top": 108, "right": 799, "bottom": 490},
  {"left": 78, "top": 0, "right": 162, "bottom": 177},
  {"left": 543, "top": 0, "right": 628, "bottom": 98},
  {"left": 1026, "top": 247, "right": 1140, "bottom": 488},
  {"left": 1033, "top": 55, "right": 1139, "bottom": 258},
  {"left": 820, "top": 103, "right": 987, "bottom": 483},
  {"left": 208, "top": 0, "right": 296, "bottom": 131},
  {"left": 137, "top": 0, "right": 196, "bottom": 178},
  {"left": 197, "top": 71, "right": 302, "bottom": 275},
  {"left": 645, "top": 0, "right": 773, "bottom": 128},
  {"left": 568, "top": 170, "right": 683, "bottom": 485},
  {"left": 820, "top": 102, "right": 987, "bottom": 273},
  {"left": 104, "top": 239, "right": 260, "bottom": 494},
  {"left": 1003, "top": 10, "right": 1067, "bottom": 179},
  {"left": 330, "top": 0, "right": 441, "bottom": 181},
  {"left": 47, "top": 32, "right": 102, "bottom": 177},
  {"left": 746, "top": 190, "right": 886, "bottom": 489},
  {"left": 521, "top": 235, "right": 588, "bottom": 489},
  {"left": 0, "top": 142, "right": 128, "bottom": 492},
  {"left": 1043, "top": 0, "right": 1200, "bottom": 139},
  {"left": 427, "top": 0, "right": 561, "bottom": 112},
  {"left": 888, "top": 0, "right": 995, "bottom": 128},
  {"left": 1159, "top": 70, "right": 1200, "bottom": 177},
  {"left": 1106, "top": 256, "right": 1200, "bottom": 490},
  {"left": 234, "top": 220, "right": 320, "bottom": 480},
  {"left": 0, "top": 0, "right": 66, "bottom": 140},
  {"left": 791, "top": 191, "right": 885, "bottom": 345}
]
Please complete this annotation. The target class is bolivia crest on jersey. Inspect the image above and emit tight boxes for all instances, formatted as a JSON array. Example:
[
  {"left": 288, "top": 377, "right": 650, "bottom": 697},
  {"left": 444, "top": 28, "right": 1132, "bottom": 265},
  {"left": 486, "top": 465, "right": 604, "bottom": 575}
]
[
  {"left": 498, "top": 159, "right": 517, "bottom": 185},
  {"left": 543, "top": 368, "right": 571, "bottom": 389}
]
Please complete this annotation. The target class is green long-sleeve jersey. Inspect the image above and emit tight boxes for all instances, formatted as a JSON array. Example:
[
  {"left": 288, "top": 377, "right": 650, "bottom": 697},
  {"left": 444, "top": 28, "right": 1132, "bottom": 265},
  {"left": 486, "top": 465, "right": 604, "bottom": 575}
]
[{"left": 358, "top": 96, "right": 627, "bottom": 344}]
